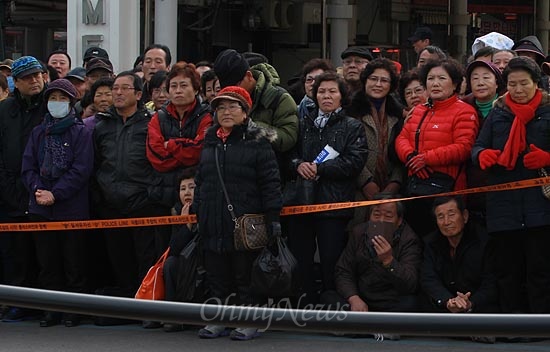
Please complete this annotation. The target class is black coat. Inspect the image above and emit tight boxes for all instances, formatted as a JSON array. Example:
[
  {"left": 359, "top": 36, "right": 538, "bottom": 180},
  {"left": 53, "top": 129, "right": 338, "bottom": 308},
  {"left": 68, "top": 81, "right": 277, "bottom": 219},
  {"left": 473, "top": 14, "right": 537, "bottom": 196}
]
[
  {"left": 93, "top": 107, "right": 165, "bottom": 215},
  {"left": 472, "top": 92, "right": 550, "bottom": 232},
  {"left": 421, "top": 225, "right": 497, "bottom": 312},
  {"left": 0, "top": 89, "right": 47, "bottom": 216},
  {"left": 289, "top": 109, "right": 368, "bottom": 218},
  {"left": 194, "top": 121, "right": 282, "bottom": 253}
]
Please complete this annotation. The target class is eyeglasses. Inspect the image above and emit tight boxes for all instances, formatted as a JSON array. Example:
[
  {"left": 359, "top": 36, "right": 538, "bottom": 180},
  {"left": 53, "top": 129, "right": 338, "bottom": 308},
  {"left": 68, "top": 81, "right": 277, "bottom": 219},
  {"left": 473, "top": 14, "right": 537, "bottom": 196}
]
[
  {"left": 305, "top": 75, "right": 320, "bottom": 84},
  {"left": 404, "top": 85, "right": 425, "bottom": 97},
  {"left": 342, "top": 58, "right": 368, "bottom": 66},
  {"left": 367, "top": 75, "right": 391, "bottom": 85},
  {"left": 216, "top": 105, "right": 242, "bottom": 113},
  {"left": 152, "top": 87, "right": 168, "bottom": 95},
  {"left": 112, "top": 85, "right": 136, "bottom": 92}
]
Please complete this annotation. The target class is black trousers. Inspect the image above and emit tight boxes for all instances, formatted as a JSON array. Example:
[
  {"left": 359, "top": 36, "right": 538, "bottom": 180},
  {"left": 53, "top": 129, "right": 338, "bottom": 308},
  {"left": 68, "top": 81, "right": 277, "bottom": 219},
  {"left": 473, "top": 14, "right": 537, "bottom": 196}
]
[
  {"left": 288, "top": 215, "right": 349, "bottom": 304},
  {"left": 203, "top": 249, "right": 259, "bottom": 306},
  {"left": 1, "top": 215, "right": 38, "bottom": 288},
  {"left": 99, "top": 206, "right": 163, "bottom": 296},
  {"left": 163, "top": 256, "right": 179, "bottom": 301},
  {"left": 490, "top": 226, "right": 550, "bottom": 313}
]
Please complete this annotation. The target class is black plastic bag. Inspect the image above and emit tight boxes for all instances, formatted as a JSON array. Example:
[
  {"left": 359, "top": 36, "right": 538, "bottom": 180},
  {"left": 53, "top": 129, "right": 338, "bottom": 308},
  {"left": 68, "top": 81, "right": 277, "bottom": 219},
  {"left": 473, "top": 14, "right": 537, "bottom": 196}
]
[
  {"left": 175, "top": 233, "right": 207, "bottom": 302},
  {"left": 251, "top": 236, "right": 297, "bottom": 297}
]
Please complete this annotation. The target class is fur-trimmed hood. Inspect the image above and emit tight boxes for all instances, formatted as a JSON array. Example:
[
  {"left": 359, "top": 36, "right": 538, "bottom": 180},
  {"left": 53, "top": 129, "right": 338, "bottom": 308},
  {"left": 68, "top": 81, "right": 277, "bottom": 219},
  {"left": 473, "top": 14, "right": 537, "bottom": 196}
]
[{"left": 204, "top": 119, "right": 278, "bottom": 146}]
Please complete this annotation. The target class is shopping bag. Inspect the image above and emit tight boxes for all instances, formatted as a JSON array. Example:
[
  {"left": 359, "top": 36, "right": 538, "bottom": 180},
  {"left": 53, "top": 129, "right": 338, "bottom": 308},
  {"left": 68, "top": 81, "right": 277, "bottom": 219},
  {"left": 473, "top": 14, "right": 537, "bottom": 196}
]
[
  {"left": 251, "top": 236, "right": 297, "bottom": 297},
  {"left": 135, "top": 248, "right": 170, "bottom": 300}
]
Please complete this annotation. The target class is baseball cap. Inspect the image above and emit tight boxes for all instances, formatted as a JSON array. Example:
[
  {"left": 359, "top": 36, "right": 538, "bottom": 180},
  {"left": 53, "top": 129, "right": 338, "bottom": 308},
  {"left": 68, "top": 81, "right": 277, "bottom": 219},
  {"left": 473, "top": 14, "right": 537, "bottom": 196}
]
[
  {"left": 66, "top": 67, "right": 86, "bottom": 82},
  {"left": 83, "top": 47, "right": 109, "bottom": 65},
  {"left": 11, "top": 56, "right": 44, "bottom": 78},
  {"left": 341, "top": 46, "right": 373, "bottom": 60},
  {"left": 86, "top": 58, "right": 114, "bottom": 75},
  {"left": 408, "top": 27, "right": 433, "bottom": 43}
]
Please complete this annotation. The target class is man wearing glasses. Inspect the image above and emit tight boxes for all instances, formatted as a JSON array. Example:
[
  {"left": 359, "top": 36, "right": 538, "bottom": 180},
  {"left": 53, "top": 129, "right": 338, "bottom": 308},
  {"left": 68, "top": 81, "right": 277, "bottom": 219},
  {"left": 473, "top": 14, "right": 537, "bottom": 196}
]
[
  {"left": 93, "top": 71, "right": 166, "bottom": 299},
  {"left": 341, "top": 46, "right": 373, "bottom": 95}
]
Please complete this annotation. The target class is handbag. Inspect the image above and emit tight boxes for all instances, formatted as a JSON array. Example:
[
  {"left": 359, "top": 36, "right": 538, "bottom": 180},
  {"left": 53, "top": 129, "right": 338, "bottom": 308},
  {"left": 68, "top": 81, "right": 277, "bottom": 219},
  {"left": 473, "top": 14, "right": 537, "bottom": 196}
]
[
  {"left": 215, "top": 148, "right": 269, "bottom": 251},
  {"left": 405, "top": 107, "right": 460, "bottom": 196},
  {"left": 135, "top": 247, "right": 170, "bottom": 300},
  {"left": 539, "top": 168, "right": 550, "bottom": 200},
  {"left": 407, "top": 171, "right": 456, "bottom": 196}
]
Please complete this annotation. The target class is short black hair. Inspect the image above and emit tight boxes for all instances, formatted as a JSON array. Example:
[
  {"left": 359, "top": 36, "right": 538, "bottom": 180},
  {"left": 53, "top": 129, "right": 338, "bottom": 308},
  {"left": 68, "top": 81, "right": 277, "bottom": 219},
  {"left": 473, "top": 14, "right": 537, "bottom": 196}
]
[
  {"left": 398, "top": 68, "right": 422, "bottom": 105},
  {"left": 90, "top": 77, "right": 114, "bottom": 99},
  {"left": 148, "top": 70, "right": 168, "bottom": 95},
  {"left": 115, "top": 70, "right": 144, "bottom": 92},
  {"left": 143, "top": 44, "right": 172, "bottom": 66},
  {"left": 47, "top": 50, "right": 72, "bottom": 68},
  {"left": 178, "top": 166, "right": 198, "bottom": 183},
  {"left": 360, "top": 57, "right": 399, "bottom": 93},
  {"left": 503, "top": 56, "right": 542, "bottom": 84},
  {"left": 311, "top": 71, "right": 349, "bottom": 108},
  {"left": 420, "top": 58, "right": 464, "bottom": 94},
  {"left": 418, "top": 46, "right": 447, "bottom": 61},
  {"left": 201, "top": 69, "right": 217, "bottom": 94},
  {"left": 432, "top": 196, "right": 466, "bottom": 215},
  {"left": 474, "top": 46, "right": 496, "bottom": 60},
  {"left": 300, "top": 58, "right": 335, "bottom": 83}
]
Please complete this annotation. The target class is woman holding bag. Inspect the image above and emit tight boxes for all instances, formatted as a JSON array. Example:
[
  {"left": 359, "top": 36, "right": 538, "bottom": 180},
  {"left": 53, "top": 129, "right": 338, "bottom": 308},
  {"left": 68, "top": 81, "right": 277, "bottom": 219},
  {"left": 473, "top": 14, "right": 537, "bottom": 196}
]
[
  {"left": 193, "top": 86, "right": 282, "bottom": 341},
  {"left": 395, "top": 59, "right": 478, "bottom": 237},
  {"left": 472, "top": 56, "right": 550, "bottom": 315}
]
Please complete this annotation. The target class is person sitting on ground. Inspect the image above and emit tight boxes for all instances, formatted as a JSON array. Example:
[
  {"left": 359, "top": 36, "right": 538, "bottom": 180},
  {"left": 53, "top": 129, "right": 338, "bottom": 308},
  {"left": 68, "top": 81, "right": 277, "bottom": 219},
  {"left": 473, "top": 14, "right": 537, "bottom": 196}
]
[
  {"left": 322, "top": 197, "right": 422, "bottom": 340},
  {"left": 421, "top": 196, "right": 497, "bottom": 313},
  {"left": 420, "top": 196, "right": 498, "bottom": 343}
]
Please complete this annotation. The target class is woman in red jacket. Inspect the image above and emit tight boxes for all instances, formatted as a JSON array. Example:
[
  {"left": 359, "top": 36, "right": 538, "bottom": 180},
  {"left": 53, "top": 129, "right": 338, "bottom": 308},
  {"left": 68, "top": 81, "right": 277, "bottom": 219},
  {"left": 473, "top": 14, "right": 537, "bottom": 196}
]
[{"left": 395, "top": 59, "right": 479, "bottom": 237}]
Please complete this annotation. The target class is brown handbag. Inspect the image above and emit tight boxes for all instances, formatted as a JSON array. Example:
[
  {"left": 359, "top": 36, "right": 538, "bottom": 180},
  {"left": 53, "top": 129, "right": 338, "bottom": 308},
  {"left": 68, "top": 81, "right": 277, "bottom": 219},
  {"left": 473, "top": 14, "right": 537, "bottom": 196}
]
[
  {"left": 215, "top": 148, "right": 268, "bottom": 251},
  {"left": 539, "top": 168, "right": 550, "bottom": 200}
]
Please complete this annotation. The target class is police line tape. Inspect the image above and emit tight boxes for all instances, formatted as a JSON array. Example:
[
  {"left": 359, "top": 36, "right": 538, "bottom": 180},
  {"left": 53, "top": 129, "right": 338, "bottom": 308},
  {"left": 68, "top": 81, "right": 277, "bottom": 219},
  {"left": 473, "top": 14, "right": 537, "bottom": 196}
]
[{"left": 1, "top": 176, "right": 549, "bottom": 232}]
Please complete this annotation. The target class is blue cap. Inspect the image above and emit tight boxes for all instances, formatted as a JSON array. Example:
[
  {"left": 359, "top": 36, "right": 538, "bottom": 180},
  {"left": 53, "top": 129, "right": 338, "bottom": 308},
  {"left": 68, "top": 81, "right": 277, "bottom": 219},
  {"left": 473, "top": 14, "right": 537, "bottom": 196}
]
[{"left": 11, "top": 56, "right": 44, "bottom": 79}]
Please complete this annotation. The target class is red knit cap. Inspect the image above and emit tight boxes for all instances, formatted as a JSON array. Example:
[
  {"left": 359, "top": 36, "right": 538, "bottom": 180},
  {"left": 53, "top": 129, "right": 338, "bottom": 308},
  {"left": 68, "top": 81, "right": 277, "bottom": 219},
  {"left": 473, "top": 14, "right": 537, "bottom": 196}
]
[{"left": 210, "top": 86, "right": 253, "bottom": 112}]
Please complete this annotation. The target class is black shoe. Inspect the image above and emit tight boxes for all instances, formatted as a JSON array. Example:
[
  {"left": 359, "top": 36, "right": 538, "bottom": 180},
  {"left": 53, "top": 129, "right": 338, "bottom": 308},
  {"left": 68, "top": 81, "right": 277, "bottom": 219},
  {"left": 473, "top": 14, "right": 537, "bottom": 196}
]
[
  {"left": 64, "top": 313, "right": 80, "bottom": 327},
  {"left": 2, "top": 307, "right": 28, "bottom": 322},
  {"left": 142, "top": 320, "right": 162, "bottom": 329},
  {"left": 163, "top": 323, "right": 183, "bottom": 332},
  {"left": 40, "top": 312, "right": 62, "bottom": 327}
]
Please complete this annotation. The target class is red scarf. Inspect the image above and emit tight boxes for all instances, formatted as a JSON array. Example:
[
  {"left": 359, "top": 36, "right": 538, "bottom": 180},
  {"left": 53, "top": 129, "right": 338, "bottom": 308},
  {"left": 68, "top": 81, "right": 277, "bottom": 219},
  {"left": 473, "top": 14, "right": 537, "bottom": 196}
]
[
  {"left": 497, "top": 90, "right": 543, "bottom": 170},
  {"left": 216, "top": 127, "right": 231, "bottom": 143}
]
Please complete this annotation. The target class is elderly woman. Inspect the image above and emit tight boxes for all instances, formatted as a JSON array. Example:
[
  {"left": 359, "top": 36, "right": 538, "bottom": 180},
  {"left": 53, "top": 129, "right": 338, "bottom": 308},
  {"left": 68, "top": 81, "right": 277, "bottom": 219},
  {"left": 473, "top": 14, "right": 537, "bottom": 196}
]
[
  {"left": 21, "top": 79, "right": 94, "bottom": 327},
  {"left": 297, "top": 58, "right": 335, "bottom": 119},
  {"left": 462, "top": 60, "right": 505, "bottom": 227},
  {"left": 287, "top": 72, "right": 368, "bottom": 305},
  {"left": 194, "top": 86, "right": 282, "bottom": 341},
  {"left": 399, "top": 69, "right": 428, "bottom": 114},
  {"left": 395, "top": 59, "right": 479, "bottom": 237},
  {"left": 347, "top": 58, "right": 405, "bottom": 226},
  {"left": 472, "top": 57, "right": 550, "bottom": 314}
]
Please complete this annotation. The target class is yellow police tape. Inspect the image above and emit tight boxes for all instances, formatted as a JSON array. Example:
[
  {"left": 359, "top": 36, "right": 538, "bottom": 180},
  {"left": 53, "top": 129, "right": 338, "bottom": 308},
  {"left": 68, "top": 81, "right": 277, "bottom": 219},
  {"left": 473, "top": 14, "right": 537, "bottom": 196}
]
[{"left": 1, "top": 176, "right": 549, "bottom": 232}]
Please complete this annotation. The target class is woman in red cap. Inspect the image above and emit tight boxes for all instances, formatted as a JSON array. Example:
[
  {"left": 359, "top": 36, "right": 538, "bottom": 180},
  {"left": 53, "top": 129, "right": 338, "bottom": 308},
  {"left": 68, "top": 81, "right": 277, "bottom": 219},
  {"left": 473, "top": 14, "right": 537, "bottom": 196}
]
[{"left": 194, "top": 86, "right": 282, "bottom": 341}]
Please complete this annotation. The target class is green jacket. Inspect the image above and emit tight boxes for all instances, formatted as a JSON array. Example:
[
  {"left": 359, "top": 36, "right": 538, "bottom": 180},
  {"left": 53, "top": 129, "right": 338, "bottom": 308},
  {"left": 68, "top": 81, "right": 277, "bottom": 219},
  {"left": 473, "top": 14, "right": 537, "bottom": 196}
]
[{"left": 249, "top": 63, "right": 298, "bottom": 153}]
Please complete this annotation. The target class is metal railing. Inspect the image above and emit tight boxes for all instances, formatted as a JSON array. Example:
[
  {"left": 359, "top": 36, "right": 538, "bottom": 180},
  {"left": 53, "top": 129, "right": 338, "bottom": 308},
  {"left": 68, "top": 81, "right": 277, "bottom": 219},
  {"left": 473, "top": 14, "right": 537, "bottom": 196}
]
[{"left": 0, "top": 285, "right": 549, "bottom": 337}]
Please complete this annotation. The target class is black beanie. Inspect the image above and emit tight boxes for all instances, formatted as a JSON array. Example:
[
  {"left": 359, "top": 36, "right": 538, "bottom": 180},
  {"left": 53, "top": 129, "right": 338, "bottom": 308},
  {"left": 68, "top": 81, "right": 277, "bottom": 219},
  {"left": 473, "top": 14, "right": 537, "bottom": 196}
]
[{"left": 214, "top": 49, "right": 250, "bottom": 88}]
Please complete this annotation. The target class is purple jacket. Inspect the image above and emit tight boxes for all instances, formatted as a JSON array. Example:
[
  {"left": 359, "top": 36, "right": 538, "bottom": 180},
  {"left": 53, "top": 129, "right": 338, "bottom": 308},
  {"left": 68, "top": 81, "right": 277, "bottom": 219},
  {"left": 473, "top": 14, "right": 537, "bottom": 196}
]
[{"left": 21, "top": 114, "right": 94, "bottom": 220}]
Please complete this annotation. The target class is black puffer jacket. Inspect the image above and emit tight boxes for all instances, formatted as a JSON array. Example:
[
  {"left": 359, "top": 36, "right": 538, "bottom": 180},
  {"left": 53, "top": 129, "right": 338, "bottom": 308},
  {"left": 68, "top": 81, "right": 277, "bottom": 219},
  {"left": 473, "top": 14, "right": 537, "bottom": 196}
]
[
  {"left": 93, "top": 107, "right": 165, "bottom": 215},
  {"left": 0, "top": 88, "right": 47, "bottom": 216},
  {"left": 194, "top": 121, "right": 282, "bottom": 253},
  {"left": 472, "top": 91, "right": 550, "bottom": 232},
  {"left": 289, "top": 109, "right": 368, "bottom": 218}
]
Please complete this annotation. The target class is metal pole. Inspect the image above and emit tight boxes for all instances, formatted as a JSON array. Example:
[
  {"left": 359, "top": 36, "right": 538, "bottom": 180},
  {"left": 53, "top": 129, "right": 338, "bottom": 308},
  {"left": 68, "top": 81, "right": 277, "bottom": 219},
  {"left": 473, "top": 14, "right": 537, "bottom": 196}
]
[
  {"left": 322, "top": 0, "right": 327, "bottom": 59},
  {"left": 2, "top": 285, "right": 550, "bottom": 337},
  {"left": 143, "top": 0, "right": 152, "bottom": 49}
]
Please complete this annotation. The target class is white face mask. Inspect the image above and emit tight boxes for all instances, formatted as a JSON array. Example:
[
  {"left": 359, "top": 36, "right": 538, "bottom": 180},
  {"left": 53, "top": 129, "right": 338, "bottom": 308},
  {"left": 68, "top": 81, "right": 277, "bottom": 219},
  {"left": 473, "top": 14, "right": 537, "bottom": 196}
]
[{"left": 47, "top": 101, "right": 70, "bottom": 119}]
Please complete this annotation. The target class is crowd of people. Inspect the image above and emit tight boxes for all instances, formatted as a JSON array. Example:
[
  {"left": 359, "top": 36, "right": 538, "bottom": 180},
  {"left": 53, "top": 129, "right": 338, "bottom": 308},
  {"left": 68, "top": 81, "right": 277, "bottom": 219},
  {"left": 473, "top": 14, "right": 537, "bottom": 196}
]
[{"left": 0, "top": 26, "right": 549, "bottom": 343}]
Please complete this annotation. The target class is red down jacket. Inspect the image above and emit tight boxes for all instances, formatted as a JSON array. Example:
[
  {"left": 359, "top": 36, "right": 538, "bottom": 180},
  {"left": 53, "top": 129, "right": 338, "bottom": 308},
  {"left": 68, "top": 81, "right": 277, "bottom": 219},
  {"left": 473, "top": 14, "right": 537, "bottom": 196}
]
[{"left": 395, "top": 95, "right": 479, "bottom": 190}]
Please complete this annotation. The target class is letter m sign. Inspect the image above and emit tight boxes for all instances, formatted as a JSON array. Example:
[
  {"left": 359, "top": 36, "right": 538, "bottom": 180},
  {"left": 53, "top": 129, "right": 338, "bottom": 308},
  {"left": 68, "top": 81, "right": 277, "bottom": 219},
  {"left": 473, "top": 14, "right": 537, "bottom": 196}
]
[{"left": 82, "top": 0, "right": 106, "bottom": 24}]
